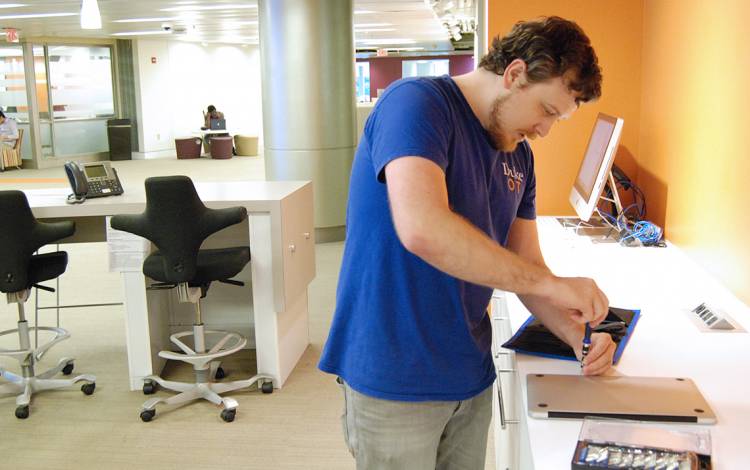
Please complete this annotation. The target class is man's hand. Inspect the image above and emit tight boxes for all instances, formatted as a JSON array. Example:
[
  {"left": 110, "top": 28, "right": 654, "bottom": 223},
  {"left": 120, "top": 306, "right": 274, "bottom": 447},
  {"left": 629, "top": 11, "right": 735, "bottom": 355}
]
[
  {"left": 575, "top": 332, "right": 616, "bottom": 375},
  {"left": 538, "top": 276, "right": 609, "bottom": 327}
]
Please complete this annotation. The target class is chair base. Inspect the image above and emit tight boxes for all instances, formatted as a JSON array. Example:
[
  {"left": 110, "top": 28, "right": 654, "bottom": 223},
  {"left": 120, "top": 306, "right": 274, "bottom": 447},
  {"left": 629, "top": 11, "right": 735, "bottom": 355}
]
[
  {"left": 138, "top": 324, "right": 274, "bottom": 422},
  {"left": 140, "top": 372, "right": 274, "bottom": 422},
  {"left": 0, "top": 359, "right": 95, "bottom": 419},
  {"left": 0, "top": 310, "right": 97, "bottom": 419}
]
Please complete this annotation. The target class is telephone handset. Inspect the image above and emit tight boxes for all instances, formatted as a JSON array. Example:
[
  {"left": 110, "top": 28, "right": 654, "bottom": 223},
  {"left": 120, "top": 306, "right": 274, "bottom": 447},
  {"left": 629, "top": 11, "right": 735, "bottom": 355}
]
[{"left": 64, "top": 161, "right": 124, "bottom": 204}]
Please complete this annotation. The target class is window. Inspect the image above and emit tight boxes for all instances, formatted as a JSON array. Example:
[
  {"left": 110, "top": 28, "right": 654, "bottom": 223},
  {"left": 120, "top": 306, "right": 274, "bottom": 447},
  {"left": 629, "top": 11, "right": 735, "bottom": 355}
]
[
  {"left": 355, "top": 61, "right": 371, "bottom": 102},
  {"left": 402, "top": 59, "right": 450, "bottom": 78}
]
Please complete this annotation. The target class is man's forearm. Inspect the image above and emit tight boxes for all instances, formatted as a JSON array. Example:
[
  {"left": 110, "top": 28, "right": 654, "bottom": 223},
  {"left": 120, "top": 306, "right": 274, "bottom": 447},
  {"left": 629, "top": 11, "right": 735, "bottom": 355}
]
[{"left": 405, "top": 207, "right": 553, "bottom": 297}]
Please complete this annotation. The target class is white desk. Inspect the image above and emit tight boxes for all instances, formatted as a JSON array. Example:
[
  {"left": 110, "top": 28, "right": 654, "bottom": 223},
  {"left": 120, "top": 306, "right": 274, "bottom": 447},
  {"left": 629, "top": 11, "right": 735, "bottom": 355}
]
[
  {"left": 24, "top": 180, "right": 315, "bottom": 391},
  {"left": 491, "top": 217, "right": 750, "bottom": 469}
]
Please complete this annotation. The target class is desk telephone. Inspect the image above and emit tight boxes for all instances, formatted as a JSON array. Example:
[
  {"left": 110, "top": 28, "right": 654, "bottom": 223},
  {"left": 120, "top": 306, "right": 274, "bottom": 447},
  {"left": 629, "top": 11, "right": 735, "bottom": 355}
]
[{"left": 64, "top": 161, "right": 123, "bottom": 204}]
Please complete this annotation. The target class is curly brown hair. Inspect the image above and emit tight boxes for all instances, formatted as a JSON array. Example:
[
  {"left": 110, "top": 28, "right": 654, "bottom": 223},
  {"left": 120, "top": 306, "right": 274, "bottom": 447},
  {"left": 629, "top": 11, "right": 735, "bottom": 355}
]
[{"left": 479, "top": 16, "right": 602, "bottom": 104}]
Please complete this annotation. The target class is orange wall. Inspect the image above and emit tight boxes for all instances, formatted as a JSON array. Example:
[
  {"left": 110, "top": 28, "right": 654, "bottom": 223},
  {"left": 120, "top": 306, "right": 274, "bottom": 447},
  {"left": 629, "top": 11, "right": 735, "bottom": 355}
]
[
  {"left": 487, "top": 0, "right": 644, "bottom": 215},
  {"left": 488, "top": 0, "right": 750, "bottom": 305},
  {"left": 639, "top": 0, "right": 750, "bottom": 304}
]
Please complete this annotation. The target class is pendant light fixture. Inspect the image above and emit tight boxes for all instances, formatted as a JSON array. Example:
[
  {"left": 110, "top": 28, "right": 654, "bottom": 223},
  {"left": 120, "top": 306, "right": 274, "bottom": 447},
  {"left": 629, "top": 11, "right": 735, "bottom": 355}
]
[{"left": 80, "top": 0, "right": 102, "bottom": 29}]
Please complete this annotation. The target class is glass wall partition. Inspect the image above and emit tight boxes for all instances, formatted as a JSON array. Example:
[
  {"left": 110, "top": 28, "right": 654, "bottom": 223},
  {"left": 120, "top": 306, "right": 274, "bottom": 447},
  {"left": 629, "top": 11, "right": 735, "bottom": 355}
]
[
  {"left": 355, "top": 61, "right": 370, "bottom": 102},
  {"left": 0, "top": 45, "right": 31, "bottom": 159},
  {"left": 45, "top": 45, "right": 115, "bottom": 157},
  {"left": 1, "top": 42, "right": 116, "bottom": 163}
]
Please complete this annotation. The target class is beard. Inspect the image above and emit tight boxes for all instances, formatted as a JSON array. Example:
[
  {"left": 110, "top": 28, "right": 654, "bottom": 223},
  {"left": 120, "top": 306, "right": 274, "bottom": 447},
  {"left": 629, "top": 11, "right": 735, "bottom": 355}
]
[{"left": 487, "top": 94, "right": 520, "bottom": 152}]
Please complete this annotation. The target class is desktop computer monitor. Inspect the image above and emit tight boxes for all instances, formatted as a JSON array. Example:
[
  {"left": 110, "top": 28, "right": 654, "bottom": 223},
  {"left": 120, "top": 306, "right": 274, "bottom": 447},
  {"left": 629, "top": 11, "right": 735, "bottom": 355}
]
[{"left": 569, "top": 112, "right": 624, "bottom": 222}]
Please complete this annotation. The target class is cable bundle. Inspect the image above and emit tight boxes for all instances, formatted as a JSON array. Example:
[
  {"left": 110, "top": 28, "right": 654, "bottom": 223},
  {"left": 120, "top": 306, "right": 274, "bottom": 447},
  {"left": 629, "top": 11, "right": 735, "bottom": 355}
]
[{"left": 597, "top": 165, "right": 664, "bottom": 246}]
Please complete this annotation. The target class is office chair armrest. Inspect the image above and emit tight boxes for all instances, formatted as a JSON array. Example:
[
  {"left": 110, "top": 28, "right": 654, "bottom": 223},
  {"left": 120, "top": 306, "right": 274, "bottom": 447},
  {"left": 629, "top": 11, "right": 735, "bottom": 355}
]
[
  {"left": 110, "top": 214, "right": 150, "bottom": 240},
  {"left": 34, "top": 220, "right": 75, "bottom": 246},
  {"left": 201, "top": 206, "right": 248, "bottom": 237}
]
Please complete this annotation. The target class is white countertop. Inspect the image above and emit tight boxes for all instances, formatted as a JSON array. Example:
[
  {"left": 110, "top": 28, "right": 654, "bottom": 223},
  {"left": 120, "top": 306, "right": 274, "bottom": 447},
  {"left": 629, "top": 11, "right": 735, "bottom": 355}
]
[
  {"left": 24, "top": 180, "right": 311, "bottom": 218},
  {"left": 509, "top": 217, "right": 750, "bottom": 468}
]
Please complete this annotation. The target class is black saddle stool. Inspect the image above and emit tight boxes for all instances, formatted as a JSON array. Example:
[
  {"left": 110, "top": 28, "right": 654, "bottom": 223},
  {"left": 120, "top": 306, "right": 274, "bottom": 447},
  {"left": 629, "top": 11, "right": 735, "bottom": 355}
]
[
  {"left": 0, "top": 190, "right": 96, "bottom": 420},
  {"left": 110, "top": 175, "right": 273, "bottom": 423}
]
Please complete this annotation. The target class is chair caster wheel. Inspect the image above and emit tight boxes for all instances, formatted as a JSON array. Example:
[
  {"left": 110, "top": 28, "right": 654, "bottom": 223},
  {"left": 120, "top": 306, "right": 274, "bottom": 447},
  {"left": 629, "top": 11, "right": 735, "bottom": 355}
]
[
  {"left": 261, "top": 381, "right": 273, "bottom": 394},
  {"left": 221, "top": 408, "right": 236, "bottom": 422},
  {"left": 215, "top": 367, "right": 226, "bottom": 380},
  {"left": 62, "top": 362, "right": 74, "bottom": 375},
  {"left": 143, "top": 381, "right": 157, "bottom": 395},
  {"left": 15, "top": 405, "right": 29, "bottom": 419},
  {"left": 140, "top": 409, "right": 156, "bottom": 422},
  {"left": 81, "top": 382, "right": 96, "bottom": 395}
]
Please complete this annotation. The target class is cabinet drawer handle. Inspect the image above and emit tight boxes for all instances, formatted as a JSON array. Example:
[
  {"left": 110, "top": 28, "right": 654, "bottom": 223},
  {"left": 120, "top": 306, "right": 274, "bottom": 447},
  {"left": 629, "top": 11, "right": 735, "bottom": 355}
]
[{"left": 497, "top": 382, "right": 520, "bottom": 429}]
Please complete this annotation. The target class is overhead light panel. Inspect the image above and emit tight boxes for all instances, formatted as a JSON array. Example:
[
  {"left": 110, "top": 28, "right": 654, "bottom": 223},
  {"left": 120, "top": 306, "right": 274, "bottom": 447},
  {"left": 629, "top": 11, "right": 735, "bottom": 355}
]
[
  {"left": 0, "top": 12, "right": 77, "bottom": 20},
  {"left": 386, "top": 47, "right": 425, "bottom": 51},
  {"left": 80, "top": 0, "right": 102, "bottom": 30},
  {"left": 111, "top": 30, "right": 174, "bottom": 36},
  {"left": 354, "top": 23, "right": 392, "bottom": 28},
  {"left": 354, "top": 28, "right": 396, "bottom": 33},
  {"left": 160, "top": 4, "right": 257, "bottom": 12},
  {"left": 113, "top": 17, "right": 177, "bottom": 23},
  {"left": 0, "top": 4, "right": 27, "bottom": 8}
]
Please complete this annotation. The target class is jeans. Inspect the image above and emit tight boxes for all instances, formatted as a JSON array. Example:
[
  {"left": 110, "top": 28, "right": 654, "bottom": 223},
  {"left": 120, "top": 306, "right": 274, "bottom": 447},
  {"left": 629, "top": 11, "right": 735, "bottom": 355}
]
[{"left": 338, "top": 378, "right": 492, "bottom": 470}]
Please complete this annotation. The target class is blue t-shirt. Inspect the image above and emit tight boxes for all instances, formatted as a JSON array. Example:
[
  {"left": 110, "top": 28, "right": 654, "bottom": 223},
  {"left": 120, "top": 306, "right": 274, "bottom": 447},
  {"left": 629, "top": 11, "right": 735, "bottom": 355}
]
[{"left": 318, "top": 76, "right": 537, "bottom": 401}]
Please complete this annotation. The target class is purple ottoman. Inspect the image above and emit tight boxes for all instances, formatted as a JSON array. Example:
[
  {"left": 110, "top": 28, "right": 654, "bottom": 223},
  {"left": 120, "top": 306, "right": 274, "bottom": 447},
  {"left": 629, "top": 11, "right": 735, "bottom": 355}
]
[
  {"left": 175, "top": 137, "right": 202, "bottom": 159},
  {"left": 210, "top": 136, "right": 233, "bottom": 159}
]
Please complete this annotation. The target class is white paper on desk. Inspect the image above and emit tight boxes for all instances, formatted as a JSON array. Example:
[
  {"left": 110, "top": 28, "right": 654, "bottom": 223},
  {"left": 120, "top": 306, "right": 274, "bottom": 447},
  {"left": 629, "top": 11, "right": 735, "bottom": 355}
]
[{"left": 106, "top": 216, "right": 150, "bottom": 272}]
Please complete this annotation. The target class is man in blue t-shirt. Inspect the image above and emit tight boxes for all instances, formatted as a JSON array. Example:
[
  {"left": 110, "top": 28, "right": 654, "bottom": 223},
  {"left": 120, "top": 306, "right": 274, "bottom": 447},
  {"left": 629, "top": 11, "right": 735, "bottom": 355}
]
[{"left": 320, "top": 16, "right": 616, "bottom": 469}]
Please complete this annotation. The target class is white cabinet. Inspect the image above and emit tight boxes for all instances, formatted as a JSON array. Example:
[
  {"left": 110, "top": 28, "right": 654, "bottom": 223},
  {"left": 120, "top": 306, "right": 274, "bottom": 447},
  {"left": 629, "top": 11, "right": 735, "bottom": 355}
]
[{"left": 491, "top": 290, "right": 521, "bottom": 470}]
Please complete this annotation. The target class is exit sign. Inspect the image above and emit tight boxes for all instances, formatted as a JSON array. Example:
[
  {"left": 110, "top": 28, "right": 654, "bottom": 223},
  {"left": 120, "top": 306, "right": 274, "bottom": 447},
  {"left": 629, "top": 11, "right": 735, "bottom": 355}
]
[{"left": 4, "top": 28, "right": 18, "bottom": 43}]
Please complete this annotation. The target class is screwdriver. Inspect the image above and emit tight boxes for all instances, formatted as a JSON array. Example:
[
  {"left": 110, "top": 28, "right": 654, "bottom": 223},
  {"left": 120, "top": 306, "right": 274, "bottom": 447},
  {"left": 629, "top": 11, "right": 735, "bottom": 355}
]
[{"left": 581, "top": 323, "right": 592, "bottom": 369}]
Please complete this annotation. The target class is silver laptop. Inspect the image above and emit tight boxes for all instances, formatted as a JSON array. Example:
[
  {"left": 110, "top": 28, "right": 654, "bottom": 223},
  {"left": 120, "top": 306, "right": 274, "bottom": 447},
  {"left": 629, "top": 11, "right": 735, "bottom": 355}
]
[{"left": 527, "top": 374, "right": 716, "bottom": 424}]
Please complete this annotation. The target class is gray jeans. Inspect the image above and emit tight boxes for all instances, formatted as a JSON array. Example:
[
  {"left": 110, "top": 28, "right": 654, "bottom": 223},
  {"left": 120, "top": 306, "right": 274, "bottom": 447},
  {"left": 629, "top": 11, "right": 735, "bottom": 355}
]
[{"left": 338, "top": 379, "right": 492, "bottom": 470}]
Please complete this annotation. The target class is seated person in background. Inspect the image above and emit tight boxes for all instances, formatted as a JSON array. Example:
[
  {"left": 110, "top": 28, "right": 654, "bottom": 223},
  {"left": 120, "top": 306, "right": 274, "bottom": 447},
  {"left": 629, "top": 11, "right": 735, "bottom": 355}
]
[
  {"left": 202, "top": 105, "right": 224, "bottom": 130},
  {"left": 0, "top": 110, "right": 19, "bottom": 148},
  {"left": 202, "top": 105, "right": 234, "bottom": 155}
]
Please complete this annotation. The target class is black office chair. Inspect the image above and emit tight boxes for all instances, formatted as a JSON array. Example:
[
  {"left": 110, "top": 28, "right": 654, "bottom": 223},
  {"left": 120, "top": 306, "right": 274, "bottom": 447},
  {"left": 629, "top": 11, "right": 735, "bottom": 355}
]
[
  {"left": 110, "top": 176, "right": 273, "bottom": 423},
  {"left": 0, "top": 191, "right": 96, "bottom": 419}
]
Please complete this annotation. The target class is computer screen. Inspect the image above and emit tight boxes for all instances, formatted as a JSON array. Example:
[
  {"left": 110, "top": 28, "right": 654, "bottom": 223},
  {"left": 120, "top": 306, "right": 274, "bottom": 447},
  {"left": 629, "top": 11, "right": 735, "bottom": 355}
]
[{"left": 569, "top": 113, "right": 624, "bottom": 222}]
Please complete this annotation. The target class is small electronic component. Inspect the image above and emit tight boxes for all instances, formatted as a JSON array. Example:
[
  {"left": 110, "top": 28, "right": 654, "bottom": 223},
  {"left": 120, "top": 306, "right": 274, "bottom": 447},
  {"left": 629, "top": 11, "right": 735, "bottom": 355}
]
[{"left": 573, "top": 442, "right": 702, "bottom": 469}]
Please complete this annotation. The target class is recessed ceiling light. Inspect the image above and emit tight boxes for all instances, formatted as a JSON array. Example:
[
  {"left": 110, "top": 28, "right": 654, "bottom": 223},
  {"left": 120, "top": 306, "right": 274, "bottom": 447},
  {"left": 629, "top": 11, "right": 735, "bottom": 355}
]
[
  {"left": 160, "top": 4, "right": 257, "bottom": 12},
  {"left": 354, "top": 28, "right": 396, "bottom": 33},
  {"left": 386, "top": 47, "right": 425, "bottom": 52},
  {"left": 113, "top": 17, "right": 177, "bottom": 23},
  {"left": 0, "top": 12, "right": 77, "bottom": 20},
  {"left": 111, "top": 30, "right": 174, "bottom": 36},
  {"left": 354, "top": 23, "right": 392, "bottom": 28}
]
